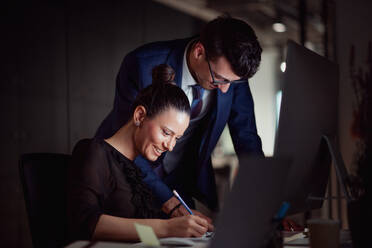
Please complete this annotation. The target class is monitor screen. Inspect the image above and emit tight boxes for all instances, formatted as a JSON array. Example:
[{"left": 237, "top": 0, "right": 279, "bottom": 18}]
[{"left": 274, "top": 40, "right": 339, "bottom": 215}]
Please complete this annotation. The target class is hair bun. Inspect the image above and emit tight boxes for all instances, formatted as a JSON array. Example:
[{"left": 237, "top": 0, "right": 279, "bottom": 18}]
[{"left": 152, "top": 64, "right": 176, "bottom": 85}]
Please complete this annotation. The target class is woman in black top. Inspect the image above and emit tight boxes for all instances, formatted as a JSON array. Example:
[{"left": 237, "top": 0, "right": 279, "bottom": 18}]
[{"left": 67, "top": 65, "right": 209, "bottom": 242}]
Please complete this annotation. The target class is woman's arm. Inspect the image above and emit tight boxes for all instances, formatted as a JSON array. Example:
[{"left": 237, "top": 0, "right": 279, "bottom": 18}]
[{"left": 93, "top": 214, "right": 208, "bottom": 241}]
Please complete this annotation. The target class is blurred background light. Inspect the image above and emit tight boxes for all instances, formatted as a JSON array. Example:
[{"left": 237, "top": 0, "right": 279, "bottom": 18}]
[
  {"left": 272, "top": 22, "right": 287, "bottom": 33},
  {"left": 280, "top": 62, "right": 286, "bottom": 72}
]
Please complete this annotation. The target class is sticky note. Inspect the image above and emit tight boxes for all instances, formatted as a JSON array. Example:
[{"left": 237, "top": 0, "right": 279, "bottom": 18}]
[{"left": 134, "top": 223, "right": 160, "bottom": 247}]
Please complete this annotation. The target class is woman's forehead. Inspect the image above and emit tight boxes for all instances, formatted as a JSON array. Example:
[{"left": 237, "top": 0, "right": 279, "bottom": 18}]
[{"left": 147, "top": 108, "right": 189, "bottom": 133}]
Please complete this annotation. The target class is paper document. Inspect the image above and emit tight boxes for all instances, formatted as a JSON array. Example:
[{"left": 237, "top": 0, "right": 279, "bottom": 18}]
[
  {"left": 284, "top": 232, "right": 306, "bottom": 243},
  {"left": 134, "top": 223, "right": 160, "bottom": 247}
]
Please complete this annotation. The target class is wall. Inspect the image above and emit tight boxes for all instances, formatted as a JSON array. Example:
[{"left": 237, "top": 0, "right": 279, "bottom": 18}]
[
  {"left": 251, "top": 47, "right": 280, "bottom": 156},
  {"left": 336, "top": 0, "right": 372, "bottom": 174},
  {"left": 1, "top": 1, "right": 203, "bottom": 247},
  {"left": 335, "top": 0, "right": 372, "bottom": 228}
]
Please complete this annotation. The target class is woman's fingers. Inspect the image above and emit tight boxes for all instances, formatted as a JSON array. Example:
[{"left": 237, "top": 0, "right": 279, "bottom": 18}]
[
  {"left": 192, "top": 209, "right": 212, "bottom": 224},
  {"left": 167, "top": 215, "right": 209, "bottom": 237},
  {"left": 189, "top": 215, "right": 208, "bottom": 236},
  {"left": 191, "top": 209, "right": 214, "bottom": 231}
]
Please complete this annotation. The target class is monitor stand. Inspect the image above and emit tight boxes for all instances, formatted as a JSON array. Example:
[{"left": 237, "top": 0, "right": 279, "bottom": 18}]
[{"left": 321, "top": 135, "right": 353, "bottom": 202}]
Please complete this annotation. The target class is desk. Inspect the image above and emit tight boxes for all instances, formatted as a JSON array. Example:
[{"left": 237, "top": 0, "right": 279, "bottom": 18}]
[
  {"left": 65, "top": 230, "right": 352, "bottom": 248},
  {"left": 283, "top": 229, "right": 352, "bottom": 248},
  {"left": 66, "top": 240, "right": 208, "bottom": 248},
  {"left": 65, "top": 240, "right": 311, "bottom": 248}
]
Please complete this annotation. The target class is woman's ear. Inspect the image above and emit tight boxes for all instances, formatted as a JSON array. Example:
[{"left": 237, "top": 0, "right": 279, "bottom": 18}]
[{"left": 133, "top": 105, "right": 147, "bottom": 126}]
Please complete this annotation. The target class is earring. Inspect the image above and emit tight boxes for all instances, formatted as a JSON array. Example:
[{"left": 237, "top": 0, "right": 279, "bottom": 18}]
[{"left": 135, "top": 121, "right": 140, "bottom": 127}]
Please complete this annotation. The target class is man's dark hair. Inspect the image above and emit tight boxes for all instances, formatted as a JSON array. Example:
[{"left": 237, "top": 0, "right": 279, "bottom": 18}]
[
  {"left": 200, "top": 15, "right": 262, "bottom": 79},
  {"left": 131, "top": 64, "right": 191, "bottom": 118}
]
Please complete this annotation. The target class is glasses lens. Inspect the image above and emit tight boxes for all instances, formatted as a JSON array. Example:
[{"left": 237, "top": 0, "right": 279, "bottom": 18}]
[
  {"left": 207, "top": 58, "right": 247, "bottom": 85},
  {"left": 213, "top": 80, "right": 230, "bottom": 85},
  {"left": 232, "top": 79, "right": 247, "bottom": 84},
  {"left": 213, "top": 79, "right": 246, "bottom": 85}
]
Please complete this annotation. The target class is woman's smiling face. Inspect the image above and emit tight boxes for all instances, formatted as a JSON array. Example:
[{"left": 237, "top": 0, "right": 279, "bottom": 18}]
[{"left": 134, "top": 107, "right": 190, "bottom": 161}]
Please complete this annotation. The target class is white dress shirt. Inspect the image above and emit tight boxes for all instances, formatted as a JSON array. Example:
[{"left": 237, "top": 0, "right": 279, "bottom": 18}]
[{"left": 181, "top": 41, "right": 214, "bottom": 121}]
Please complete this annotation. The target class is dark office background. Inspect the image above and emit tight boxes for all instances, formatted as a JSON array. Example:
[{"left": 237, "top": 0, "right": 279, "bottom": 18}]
[
  {"left": 1, "top": 0, "right": 371, "bottom": 247},
  {"left": 1, "top": 1, "right": 203, "bottom": 246}
]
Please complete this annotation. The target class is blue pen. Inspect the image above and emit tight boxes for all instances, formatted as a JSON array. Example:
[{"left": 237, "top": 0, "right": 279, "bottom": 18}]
[
  {"left": 274, "top": 201, "right": 290, "bottom": 220},
  {"left": 173, "top": 190, "right": 193, "bottom": 215}
]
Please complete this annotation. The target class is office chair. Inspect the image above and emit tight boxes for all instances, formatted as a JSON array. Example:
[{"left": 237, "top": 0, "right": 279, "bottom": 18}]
[{"left": 19, "top": 153, "right": 71, "bottom": 248}]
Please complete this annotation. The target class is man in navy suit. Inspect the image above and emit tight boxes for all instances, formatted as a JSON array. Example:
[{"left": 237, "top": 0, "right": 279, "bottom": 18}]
[{"left": 96, "top": 16, "right": 264, "bottom": 222}]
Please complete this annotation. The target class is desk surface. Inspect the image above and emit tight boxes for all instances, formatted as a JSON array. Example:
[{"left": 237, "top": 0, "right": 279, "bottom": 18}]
[
  {"left": 65, "top": 240, "right": 310, "bottom": 248},
  {"left": 65, "top": 230, "right": 352, "bottom": 248},
  {"left": 66, "top": 240, "right": 208, "bottom": 248}
]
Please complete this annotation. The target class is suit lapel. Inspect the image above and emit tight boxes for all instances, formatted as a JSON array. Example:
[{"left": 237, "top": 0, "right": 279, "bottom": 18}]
[{"left": 198, "top": 89, "right": 230, "bottom": 164}]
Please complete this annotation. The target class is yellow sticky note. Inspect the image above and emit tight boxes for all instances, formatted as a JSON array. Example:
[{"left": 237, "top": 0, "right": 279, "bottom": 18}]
[{"left": 134, "top": 223, "right": 160, "bottom": 247}]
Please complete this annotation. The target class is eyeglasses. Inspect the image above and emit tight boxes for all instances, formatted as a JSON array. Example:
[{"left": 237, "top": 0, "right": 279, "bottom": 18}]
[{"left": 206, "top": 59, "right": 247, "bottom": 85}]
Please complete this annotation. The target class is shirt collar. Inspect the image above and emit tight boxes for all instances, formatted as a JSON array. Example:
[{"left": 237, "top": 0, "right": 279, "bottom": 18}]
[{"left": 182, "top": 39, "right": 199, "bottom": 88}]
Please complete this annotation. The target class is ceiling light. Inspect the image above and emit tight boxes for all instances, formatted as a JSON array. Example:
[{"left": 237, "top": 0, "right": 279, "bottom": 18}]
[
  {"left": 280, "top": 62, "right": 286, "bottom": 72},
  {"left": 272, "top": 22, "right": 287, "bottom": 33}
]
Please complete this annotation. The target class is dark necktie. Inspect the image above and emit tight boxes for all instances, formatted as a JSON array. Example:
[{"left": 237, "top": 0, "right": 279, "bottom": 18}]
[{"left": 190, "top": 85, "right": 205, "bottom": 119}]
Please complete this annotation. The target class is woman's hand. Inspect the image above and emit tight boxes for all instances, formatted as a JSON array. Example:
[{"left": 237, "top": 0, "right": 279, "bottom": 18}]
[
  {"left": 193, "top": 210, "right": 214, "bottom": 231},
  {"left": 162, "top": 196, "right": 214, "bottom": 231},
  {"left": 165, "top": 215, "right": 208, "bottom": 237},
  {"left": 172, "top": 208, "right": 214, "bottom": 232}
]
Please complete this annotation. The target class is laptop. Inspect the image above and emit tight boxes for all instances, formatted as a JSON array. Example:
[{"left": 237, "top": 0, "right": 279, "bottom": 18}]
[{"left": 209, "top": 156, "right": 291, "bottom": 248}]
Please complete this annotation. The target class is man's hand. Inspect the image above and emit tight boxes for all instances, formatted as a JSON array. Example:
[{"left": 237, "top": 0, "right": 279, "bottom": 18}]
[{"left": 162, "top": 196, "right": 214, "bottom": 231}]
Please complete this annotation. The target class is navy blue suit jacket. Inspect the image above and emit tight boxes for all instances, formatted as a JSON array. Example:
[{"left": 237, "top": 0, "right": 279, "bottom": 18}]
[{"left": 96, "top": 38, "right": 263, "bottom": 210}]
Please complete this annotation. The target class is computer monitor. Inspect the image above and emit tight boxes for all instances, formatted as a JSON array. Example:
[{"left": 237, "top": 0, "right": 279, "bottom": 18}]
[{"left": 274, "top": 40, "right": 339, "bottom": 215}]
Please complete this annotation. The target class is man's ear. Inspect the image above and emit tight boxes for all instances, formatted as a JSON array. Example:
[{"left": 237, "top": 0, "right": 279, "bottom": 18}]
[
  {"left": 133, "top": 105, "right": 147, "bottom": 125},
  {"left": 193, "top": 41, "right": 205, "bottom": 59}
]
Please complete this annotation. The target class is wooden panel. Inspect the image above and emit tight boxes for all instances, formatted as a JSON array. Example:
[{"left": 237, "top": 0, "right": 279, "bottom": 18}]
[
  {"left": 143, "top": 0, "right": 205, "bottom": 43},
  {"left": 1, "top": 2, "right": 68, "bottom": 247},
  {"left": 68, "top": 0, "right": 144, "bottom": 147}
]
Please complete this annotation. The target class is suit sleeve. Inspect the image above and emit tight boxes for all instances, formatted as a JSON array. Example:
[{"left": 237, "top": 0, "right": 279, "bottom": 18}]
[
  {"left": 228, "top": 82, "right": 264, "bottom": 156},
  {"left": 135, "top": 156, "right": 173, "bottom": 205}
]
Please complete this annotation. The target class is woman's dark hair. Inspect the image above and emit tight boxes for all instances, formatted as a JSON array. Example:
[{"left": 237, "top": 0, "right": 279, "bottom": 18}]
[
  {"left": 200, "top": 15, "right": 262, "bottom": 79},
  {"left": 131, "top": 64, "right": 191, "bottom": 118}
]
